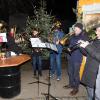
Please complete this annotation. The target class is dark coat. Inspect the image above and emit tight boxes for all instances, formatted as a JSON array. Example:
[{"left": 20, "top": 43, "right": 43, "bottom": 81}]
[
  {"left": 67, "top": 31, "right": 88, "bottom": 64},
  {"left": 81, "top": 39, "right": 100, "bottom": 88},
  {"left": 6, "top": 35, "right": 22, "bottom": 54}
]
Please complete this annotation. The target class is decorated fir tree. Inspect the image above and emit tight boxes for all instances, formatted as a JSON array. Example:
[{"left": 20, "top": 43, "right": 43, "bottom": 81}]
[
  {"left": 25, "top": 0, "right": 54, "bottom": 41},
  {"left": 18, "top": 0, "right": 54, "bottom": 57}
]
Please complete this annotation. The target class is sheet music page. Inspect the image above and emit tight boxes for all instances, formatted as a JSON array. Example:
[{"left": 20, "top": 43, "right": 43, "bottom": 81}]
[
  {"left": 49, "top": 43, "right": 58, "bottom": 52},
  {"left": 0, "top": 33, "right": 7, "bottom": 42},
  {"left": 30, "top": 38, "right": 58, "bottom": 52},
  {"left": 30, "top": 38, "right": 46, "bottom": 48},
  {"left": 30, "top": 38, "right": 42, "bottom": 44},
  {"left": 45, "top": 43, "right": 58, "bottom": 52}
]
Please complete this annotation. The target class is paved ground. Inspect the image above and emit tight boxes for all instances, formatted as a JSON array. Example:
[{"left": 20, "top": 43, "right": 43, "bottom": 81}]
[{"left": 0, "top": 59, "right": 88, "bottom": 100}]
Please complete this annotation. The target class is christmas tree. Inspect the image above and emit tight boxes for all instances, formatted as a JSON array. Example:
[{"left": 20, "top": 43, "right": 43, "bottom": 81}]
[
  {"left": 19, "top": 0, "right": 54, "bottom": 58},
  {"left": 25, "top": 0, "right": 54, "bottom": 41}
]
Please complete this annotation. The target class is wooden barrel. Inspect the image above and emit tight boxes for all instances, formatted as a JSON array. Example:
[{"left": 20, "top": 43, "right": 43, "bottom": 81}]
[{"left": 0, "top": 67, "right": 21, "bottom": 98}]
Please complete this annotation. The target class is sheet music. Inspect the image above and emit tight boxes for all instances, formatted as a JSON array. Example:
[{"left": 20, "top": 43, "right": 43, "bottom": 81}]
[
  {"left": 45, "top": 43, "right": 58, "bottom": 52},
  {"left": 30, "top": 38, "right": 42, "bottom": 44},
  {"left": 0, "top": 33, "right": 7, "bottom": 42},
  {"left": 30, "top": 38, "right": 46, "bottom": 48},
  {"left": 30, "top": 38, "right": 58, "bottom": 52}
]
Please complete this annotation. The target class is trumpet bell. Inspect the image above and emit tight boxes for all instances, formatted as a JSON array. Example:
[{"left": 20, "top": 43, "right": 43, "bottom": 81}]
[
  {"left": 60, "top": 32, "right": 74, "bottom": 46},
  {"left": 60, "top": 38, "right": 69, "bottom": 45}
]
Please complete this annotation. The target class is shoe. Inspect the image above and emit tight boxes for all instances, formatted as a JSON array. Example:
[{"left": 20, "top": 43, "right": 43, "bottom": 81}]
[
  {"left": 57, "top": 77, "right": 61, "bottom": 81},
  {"left": 57, "top": 78, "right": 60, "bottom": 81},
  {"left": 70, "top": 88, "right": 79, "bottom": 96},
  {"left": 63, "top": 85, "right": 72, "bottom": 89}
]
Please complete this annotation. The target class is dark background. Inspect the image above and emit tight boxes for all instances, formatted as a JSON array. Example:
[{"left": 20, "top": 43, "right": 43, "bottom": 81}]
[
  {"left": 47, "top": 0, "right": 77, "bottom": 21},
  {"left": 0, "top": 0, "right": 77, "bottom": 32}
]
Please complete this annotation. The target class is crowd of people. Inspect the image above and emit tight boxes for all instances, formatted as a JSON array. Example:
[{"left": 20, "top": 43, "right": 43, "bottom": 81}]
[
  {"left": 31, "top": 20, "right": 100, "bottom": 99},
  {"left": 0, "top": 19, "right": 100, "bottom": 100}
]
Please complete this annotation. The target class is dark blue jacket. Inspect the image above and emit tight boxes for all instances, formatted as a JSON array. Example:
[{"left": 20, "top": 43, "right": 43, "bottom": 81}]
[{"left": 67, "top": 31, "right": 88, "bottom": 64}]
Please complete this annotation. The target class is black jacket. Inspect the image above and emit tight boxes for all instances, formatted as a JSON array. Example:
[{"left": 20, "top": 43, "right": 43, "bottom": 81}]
[
  {"left": 81, "top": 39, "right": 100, "bottom": 88},
  {"left": 6, "top": 35, "right": 22, "bottom": 54},
  {"left": 67, "top": 31, "right": 89, "bottom": 64}
]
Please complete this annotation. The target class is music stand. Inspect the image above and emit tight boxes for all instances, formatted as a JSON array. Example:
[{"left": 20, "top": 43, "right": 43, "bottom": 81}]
[
  {"left": 29, "top": 67, "right": 48, "bottom": 95},
  {"left": 29, "top": 38, "right": 49, "bottom": 95},
  {"left": 41, "top": 65, "right": 58, "bottom": 100},
  {"left": 29, "top": 38, "right": 58, "bottom": 99}
]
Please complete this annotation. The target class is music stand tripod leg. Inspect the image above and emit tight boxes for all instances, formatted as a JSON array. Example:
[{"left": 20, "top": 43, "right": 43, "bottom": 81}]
[
  {"left": 28, "top": 70, "right": 48, "bottom": 96},
  {"left": 42, "top": 67, "right": 58, "bottom": 100},
  {"left": 42, "top": 93, "right": 58, "bottom": 100}
]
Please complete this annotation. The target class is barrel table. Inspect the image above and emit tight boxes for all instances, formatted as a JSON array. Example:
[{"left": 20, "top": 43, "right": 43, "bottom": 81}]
[{"left": 0, "top": 54, "right": 30, "bottom": 98}]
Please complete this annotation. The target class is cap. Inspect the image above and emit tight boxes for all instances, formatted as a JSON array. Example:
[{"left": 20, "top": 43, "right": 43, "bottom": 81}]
[{"left": 74, "top": 23, "right": 83, "bottom": 30}]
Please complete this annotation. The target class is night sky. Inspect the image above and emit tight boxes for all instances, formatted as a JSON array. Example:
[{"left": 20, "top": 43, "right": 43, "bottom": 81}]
[
  {"left": 0, "top": 0, "right": 77, "bottom": 32},
  {"left": 0, "top": 0, "right": 77, "bottom": 21},
  {"left": 47, "top": 0, "right": 77, "bottom": 21}
]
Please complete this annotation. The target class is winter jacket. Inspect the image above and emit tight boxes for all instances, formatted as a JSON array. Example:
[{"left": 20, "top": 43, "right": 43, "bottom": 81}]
[
  {"left": 81, "top": 39, "right": 100, "bottom": 88},
  {"left": 67, "top": 31, "right": 88, "bottom": 64}
]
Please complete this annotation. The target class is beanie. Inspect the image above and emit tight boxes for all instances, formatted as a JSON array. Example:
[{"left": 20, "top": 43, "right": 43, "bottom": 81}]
[{"left": 74, "top": 23, "right": 83, "bottom": 30}]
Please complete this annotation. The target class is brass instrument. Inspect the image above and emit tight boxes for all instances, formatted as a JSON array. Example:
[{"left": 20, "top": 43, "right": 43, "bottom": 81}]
[
  {"left": 60, "top": 32, "right": 74, "bottom": 46},
  {"left": 47, "top": 20, "right": 61, "bottom": 43},
  {"left": 0, "top": 20, "right": 7, "bottom": 33},
  {"left": 68, "top": 36, "right": 97, "bottom": 53}
]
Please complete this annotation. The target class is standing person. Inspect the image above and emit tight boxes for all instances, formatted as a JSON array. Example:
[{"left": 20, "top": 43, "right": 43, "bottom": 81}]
[
  {"left": 78, "top": 24, "right": 100, "bottom": 100},
  {"left": 63, "top": 23, "right": 88, "bottom": 95},
  {"left": 49, "top": 20, "right": 64, "bottom": 81},
  {"left": 6, "top": 32, "right": 22, "bottom": 55},
  {"left": 31, "top": 28, "right": 42, "bottom": 76}
]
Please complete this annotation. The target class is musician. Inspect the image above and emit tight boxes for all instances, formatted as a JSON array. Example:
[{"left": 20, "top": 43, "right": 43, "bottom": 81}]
[
  {"left": 63, "top": 23, "right": 89, "bottom": 95},
  {"left": 49, "top": 20, "right": 64, "bottom": 81},
  {"left": 31, "top": 28, "right": 42, "bottom": 76},
  {"left": 6, "top": 33, "right": 22, "bottom": 55},
  {"left": 78, "top": 24, "right": 100, "bottom": 100}
]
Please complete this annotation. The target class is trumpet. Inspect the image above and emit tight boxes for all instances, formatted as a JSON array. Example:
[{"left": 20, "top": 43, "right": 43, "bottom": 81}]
[
  {"left": 68, "top": 36, "right": 97, "bottom": 53},
  {"left": 60, "top": 32, "right": 74, "bottom": 45}
]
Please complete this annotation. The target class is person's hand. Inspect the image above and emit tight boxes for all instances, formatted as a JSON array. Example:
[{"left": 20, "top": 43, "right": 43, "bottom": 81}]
[
  {"left": 67, "top": 47, "right": 71, "bottom": 52},
  {"left": 78, "top": 40, "right": 89, "bottom": 48},
  {"left": 56, "top": 39, "right": 60, "bottom": 44},
  {"left": 69, "top": 32, "right": 74, "bottom": 36}
]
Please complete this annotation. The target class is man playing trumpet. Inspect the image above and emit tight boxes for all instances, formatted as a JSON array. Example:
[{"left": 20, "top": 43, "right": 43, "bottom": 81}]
[{"left": 63, "top": 23, "right": 89, "bottom": 95}]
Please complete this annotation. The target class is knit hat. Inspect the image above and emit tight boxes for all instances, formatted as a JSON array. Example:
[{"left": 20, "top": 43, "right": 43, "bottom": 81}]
[{"left": 74, "top": 23, "right": 83, "bottom": 30}]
